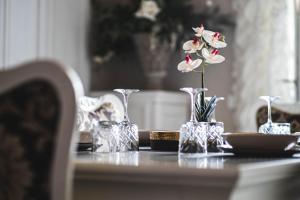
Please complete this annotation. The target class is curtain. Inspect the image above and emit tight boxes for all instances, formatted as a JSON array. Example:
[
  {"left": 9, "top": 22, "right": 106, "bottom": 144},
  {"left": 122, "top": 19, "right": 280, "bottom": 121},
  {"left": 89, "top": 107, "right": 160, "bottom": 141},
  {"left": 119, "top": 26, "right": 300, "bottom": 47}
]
[{"left": 230, "top": 0, "right": 296, "bottom": 131}]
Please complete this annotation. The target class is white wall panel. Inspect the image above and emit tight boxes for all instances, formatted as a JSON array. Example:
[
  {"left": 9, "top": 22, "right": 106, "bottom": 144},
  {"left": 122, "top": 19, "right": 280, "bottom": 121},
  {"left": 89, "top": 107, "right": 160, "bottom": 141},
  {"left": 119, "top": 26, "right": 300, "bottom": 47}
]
[
  {"left": 0, "top": 0, "right": 5, "bottom": 69},
  {"left": 0, "top": 0, "right": 90, "bottom": 90},
  {"left": 5, "top": 0, "right": 39, "bottom": 68}
]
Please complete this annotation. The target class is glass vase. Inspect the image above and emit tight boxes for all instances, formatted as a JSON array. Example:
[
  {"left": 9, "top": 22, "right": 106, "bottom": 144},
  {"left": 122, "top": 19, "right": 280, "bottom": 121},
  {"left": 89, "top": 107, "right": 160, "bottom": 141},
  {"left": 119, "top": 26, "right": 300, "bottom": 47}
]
[{"left": 179, "top": 88, "right": 208, "bottom": 153}]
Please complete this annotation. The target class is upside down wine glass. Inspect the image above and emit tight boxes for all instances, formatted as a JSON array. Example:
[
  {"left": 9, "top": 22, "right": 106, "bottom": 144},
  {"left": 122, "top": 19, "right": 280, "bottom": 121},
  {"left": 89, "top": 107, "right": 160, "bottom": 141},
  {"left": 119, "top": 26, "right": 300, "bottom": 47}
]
[
  {"left": 179, "top": 88, "right": 208, "bottom": 153},
  {"left": 258, "top": 96, "right": 290, "bottom": 135},
  {"left": 114, "top": 89, "right": 140, "bottom": 151}
]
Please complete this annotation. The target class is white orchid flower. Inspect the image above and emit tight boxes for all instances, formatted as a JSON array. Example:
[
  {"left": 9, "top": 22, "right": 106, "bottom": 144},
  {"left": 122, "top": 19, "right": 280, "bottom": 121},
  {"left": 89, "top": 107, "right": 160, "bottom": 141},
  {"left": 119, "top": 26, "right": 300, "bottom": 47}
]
[
  {"left": 203, "top": 31, "right": 227, "bottom": 49},
  {"left": 192, "top": 24, "right": 214, "bottom": 38},
  {"left": 202, "top": 48, "right": 225, "bottom": 64},
  {"left": 183, "top": 38, "right": 204, "bottom": 54},
  {"left": 192, "top": 24, "right": 205, "bottom": 37},
  {"left": 177, "top": 55, "right": 202, "bottom": 72},
  {"left": 135, "top": 0, "right": 160, "bottom": 21}
]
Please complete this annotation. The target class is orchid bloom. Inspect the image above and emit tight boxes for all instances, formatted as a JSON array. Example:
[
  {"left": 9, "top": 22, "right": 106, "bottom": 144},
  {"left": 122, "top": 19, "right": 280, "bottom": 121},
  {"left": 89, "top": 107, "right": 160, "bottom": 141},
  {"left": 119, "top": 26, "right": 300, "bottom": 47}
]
[
  {"left": 203, "top": 31, "right": 227, "bottom": 49},
  {"left": 177, "top": 55, "right": 202, "bottom": 72},
  {"left": 192, "top": 24, "right": 205, "bottom": 37},
  {"left": 135, "top": 0, "right": 160, "bottom": 21},
  {"left": 193, "top": 24, "right": 214, "bottom": 38},
  {"left": 202, "top": 48, "right": 225, "bottom": 64},
  {"left": 182, "top": 38, "right": 204, "bottom": 54}
]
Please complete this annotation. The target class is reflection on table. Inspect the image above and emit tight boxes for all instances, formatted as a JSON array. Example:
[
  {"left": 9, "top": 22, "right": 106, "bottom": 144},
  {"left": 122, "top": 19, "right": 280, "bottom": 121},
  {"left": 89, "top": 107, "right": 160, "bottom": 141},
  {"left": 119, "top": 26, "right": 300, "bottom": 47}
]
[{"left": 74, "top": 150, "right": 300, "bottom": 200}]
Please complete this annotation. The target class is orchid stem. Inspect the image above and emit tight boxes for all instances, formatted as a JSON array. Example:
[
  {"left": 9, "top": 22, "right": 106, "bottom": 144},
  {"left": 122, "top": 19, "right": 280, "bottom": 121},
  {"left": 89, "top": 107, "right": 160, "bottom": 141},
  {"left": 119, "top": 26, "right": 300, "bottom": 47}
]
[{"left": 200, "top": 64, "right": 206, "bottom": 121}]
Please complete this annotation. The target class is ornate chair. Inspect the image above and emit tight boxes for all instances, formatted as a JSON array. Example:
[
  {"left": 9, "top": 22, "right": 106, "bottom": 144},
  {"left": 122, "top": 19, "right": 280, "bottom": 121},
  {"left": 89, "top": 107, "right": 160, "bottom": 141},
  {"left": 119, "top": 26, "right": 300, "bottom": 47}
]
[
  {"left": 256, "top": 106, "right": 300, "bottom": 133},
  {"left": 0, "top": 61, "right": 83, "bottom": 200}
]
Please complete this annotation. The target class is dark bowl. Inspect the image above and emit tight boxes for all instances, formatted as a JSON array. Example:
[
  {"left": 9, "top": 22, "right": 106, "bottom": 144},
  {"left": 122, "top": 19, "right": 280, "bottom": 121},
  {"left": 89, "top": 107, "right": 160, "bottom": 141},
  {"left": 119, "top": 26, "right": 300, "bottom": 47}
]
[{"left": 150, "top": 131, "right": 179, "bottom": 151}]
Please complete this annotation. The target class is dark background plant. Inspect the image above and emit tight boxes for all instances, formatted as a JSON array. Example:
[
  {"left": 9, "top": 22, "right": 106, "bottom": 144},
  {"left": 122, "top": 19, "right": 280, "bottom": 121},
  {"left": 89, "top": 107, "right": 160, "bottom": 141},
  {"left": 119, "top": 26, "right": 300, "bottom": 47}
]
[{"left": 90, "top": 0, "right": 234, "bottom": 61}]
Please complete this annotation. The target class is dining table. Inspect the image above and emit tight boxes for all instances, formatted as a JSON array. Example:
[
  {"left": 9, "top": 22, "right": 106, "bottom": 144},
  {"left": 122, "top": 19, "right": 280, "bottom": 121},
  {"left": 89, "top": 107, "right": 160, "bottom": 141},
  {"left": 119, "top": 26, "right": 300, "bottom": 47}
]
[{"left": 73, "top": 148, "right": 300, "bottom": 200}]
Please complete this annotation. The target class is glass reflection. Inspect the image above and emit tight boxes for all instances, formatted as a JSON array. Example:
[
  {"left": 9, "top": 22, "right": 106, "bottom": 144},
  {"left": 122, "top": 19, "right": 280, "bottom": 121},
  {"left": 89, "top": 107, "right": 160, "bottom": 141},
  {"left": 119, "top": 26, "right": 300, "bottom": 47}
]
[
  {"left": 178, "top": 154, "right": 225, "bottom": 169},
  {"left": 88, "top": 152, "right": 139, "bottom": 166}
]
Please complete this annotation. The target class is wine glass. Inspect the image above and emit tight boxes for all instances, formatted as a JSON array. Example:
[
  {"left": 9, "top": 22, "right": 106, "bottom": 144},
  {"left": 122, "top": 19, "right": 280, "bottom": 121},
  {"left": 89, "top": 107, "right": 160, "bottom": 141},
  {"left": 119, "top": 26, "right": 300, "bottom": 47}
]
[
  {"left": 205, "top": 96, "right": 225, "bottom": 152},
  {"left": 258, "top": 96, "right": 290, "bottom": 135},
  {"left": 114, "top": 89, "right": 140, "bottom": 151},
  {"left": 179, "top": 88, "right": 208, "bottom": 153}
]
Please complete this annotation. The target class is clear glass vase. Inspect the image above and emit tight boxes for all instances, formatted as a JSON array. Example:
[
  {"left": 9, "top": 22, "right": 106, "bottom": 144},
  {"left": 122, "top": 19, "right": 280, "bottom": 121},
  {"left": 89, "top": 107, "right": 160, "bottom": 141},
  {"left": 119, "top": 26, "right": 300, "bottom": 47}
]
[{"left": 179, "top": 88, "right": 208, "bottom": 153}]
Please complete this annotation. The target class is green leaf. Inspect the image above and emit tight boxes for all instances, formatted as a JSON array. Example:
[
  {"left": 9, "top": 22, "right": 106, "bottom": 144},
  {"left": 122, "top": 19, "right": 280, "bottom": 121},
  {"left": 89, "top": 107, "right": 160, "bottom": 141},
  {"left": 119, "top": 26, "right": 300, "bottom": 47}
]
[{"left": 195, "top": 94, "right": 217, "bottom": 122}]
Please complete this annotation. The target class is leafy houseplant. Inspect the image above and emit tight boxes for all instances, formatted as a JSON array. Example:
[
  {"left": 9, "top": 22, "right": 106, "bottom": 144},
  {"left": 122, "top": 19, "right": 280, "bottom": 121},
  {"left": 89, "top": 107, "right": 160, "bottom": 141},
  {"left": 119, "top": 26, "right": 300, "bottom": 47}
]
[
  {"left": 91, "top": 0, "right": 193, "bottom": 64},
  {"left": 90, "top": 0, "right": 234, "bottom": 63},
  {"left": 177, "top": 25, "right": 227, "bottom": 122},
  {"left": 132, "top": 0, "right": 193, "bottom": 89}
]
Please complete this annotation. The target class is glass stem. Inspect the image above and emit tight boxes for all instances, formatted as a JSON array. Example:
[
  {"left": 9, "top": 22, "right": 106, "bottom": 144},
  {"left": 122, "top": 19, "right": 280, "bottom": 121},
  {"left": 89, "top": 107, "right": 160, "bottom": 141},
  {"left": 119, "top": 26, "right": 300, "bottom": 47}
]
[
  {"left": 267, "top": 100, "right": 272, "bottom": 123},
  {"left": 123, "top": 92, "right": 130, "bottom": 122},
  {"left": 189, "top": 91, "right": 197, "bottom": 122},
  {"left": 211, "top": 111, "right": 216, "bottom": 122}
]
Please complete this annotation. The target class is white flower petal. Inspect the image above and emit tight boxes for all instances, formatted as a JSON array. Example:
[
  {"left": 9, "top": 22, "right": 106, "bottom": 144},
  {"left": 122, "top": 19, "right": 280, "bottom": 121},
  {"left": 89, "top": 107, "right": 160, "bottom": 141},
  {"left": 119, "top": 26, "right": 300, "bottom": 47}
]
[
  {"left": 202, "top": 48, "right": 210, "bottom": 59},
  {"left": 183, "top": 40, "right": 203, "bottom": 53},
  {"left": 202, "top": 31, "right": 227, "bottom": 49},
  {"left": 203, "top": 30, "right": 215, "bottom": 36},
  {"left": 177, "top": 61, "right": 193, "bottom": 72},
  {"left": 192, "top": 27, "right": 199, "bottom": 32},
  {"left": 203, "top": 34, "right": 212, "bottom": 44},
  {"left": 212, "top": 41, "right": 227, "bottom": 48},
  {"left": 177, "top": 58, "right": 202, "bottom": 72},
  {"left": 183, "top": 40, "right": 193, "bottom": 51},
  {"left": 205, "top": 55, "right": 225, "bottom": 64},
  {"left": 191, "top": 59, "right": 202, "bottom": 70}
]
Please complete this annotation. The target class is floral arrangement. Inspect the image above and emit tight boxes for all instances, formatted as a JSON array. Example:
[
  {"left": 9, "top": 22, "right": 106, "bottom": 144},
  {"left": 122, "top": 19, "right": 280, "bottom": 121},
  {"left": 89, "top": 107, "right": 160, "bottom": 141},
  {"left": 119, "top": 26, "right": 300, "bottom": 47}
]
[
  {"left": 135, "top": 0, "right": 161, "bottom": 22},
  {"left": 177, "top": 24, "right": 227, "bottom": 122},
  {"left": 91, "top": 0, "right": 234, "bottom": 65},
  {"left": 91, "top": 0, "right": 192, "bottom": 64}
]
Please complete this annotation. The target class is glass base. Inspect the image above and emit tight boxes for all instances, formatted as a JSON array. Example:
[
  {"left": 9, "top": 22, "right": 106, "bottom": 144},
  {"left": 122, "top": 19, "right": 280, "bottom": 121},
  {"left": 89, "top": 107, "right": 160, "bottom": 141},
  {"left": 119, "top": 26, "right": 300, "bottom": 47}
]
[
  {"left": 207, "top": 122, "right": 224, "bottom": 152},
  {"left": 119, "top": 121, "right": 139, "bottom": 151},
  {"left": 179, "top": 121, "right": 207, "bottom": 153},
  {"left": 92, "top": 121, "right": 119, "bottom": 153},
  {"left": 258, "top": 122, "right": 290, "bottom": 135}
]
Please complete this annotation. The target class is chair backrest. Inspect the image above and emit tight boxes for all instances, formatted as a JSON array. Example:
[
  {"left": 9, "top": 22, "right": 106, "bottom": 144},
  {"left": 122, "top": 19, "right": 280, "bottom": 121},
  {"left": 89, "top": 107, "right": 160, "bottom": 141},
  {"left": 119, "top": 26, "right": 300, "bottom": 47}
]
[
  {"left": 0, "top": 61, "right": 84, "bottom": 200},
  {"left": 256, "top": 106, "right": 300, "bottom": 133}
]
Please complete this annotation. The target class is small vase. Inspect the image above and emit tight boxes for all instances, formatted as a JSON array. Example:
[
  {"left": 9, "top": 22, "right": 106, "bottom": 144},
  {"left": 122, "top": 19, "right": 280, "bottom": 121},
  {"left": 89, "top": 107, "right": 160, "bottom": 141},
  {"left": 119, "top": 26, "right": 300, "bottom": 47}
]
[{"left": 133, "top": 33, "right": 173, "bottom": 89}]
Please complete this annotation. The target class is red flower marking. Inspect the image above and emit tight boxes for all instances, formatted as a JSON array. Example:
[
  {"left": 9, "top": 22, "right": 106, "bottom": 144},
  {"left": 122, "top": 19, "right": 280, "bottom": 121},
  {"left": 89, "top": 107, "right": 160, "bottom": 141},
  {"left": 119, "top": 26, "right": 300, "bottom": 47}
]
[
  {"left": 192, "top": 38, "right": 199, "bottom": 45},
  {"left": 211, "top": 49, "right": 219, "bottom": 55},
  {"left": 213, "top": 32, "right": 221, "bottom": 39},
  {"left": 185, "top": 55, "right": 192, "bottom": 63}
]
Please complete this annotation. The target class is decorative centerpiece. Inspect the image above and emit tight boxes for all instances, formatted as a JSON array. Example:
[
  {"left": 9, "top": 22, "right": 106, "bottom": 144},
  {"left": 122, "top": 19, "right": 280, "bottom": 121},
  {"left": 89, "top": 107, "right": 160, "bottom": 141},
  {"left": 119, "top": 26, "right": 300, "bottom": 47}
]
[
  {"left": 177, "top": 24, "right": 227, "bottom": 152},
  {"left": 179, "top": 87, "right": 208, "bottom": 153}
]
